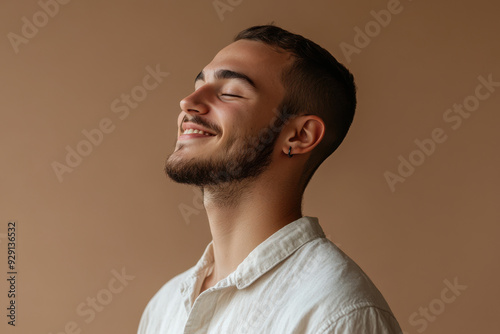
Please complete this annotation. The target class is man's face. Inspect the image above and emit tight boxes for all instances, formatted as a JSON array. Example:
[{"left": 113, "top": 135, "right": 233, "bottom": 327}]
[{"left": 164, "top": 39, "right": 293, "bottom": 186}]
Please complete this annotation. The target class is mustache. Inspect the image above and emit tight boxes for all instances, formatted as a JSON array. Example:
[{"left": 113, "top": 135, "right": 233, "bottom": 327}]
[{"left": 182, "top": 114, "right": 222, "bottom": 134}]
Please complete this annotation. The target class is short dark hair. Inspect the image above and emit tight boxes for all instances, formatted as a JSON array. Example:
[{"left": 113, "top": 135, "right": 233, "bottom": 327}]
[{"left": 235, "top": 25, "right": 357, "bottom": 191}]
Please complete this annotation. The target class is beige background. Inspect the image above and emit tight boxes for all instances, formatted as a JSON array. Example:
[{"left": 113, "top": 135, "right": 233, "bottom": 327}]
[{"left": 1, "top": 0, "right": 498, "bottom": 333}]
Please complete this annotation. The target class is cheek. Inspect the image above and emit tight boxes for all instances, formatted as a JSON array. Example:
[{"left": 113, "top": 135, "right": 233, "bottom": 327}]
[{"left": 218, "top": 100, "right": 272, "bottom": 138}]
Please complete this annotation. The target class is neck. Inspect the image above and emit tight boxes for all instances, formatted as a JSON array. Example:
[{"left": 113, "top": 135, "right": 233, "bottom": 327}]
[{"left": 201, "top": 173, "right": 303, "bottom": 284}]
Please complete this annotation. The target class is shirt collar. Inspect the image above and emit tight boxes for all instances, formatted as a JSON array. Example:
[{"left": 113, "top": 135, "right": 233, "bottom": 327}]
[
  {"left": 233, "top": 216, "right": 325, "bottom": 289},
  {"left": 179, "top": 239, "right": 215, "bottom": 311},
  {"left": 179, "top": 216, "right": 325, "bottom": 307}
]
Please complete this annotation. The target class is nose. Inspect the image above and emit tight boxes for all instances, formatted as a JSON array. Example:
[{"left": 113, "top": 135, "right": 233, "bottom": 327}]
[{"left": 179, "top": 88, "right": 209, "bottom": 116}]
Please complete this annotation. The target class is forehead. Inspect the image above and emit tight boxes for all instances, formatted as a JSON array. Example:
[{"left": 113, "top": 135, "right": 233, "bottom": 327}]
[{"left": 202, "top": 39, "right": 294, "bottom": 91}]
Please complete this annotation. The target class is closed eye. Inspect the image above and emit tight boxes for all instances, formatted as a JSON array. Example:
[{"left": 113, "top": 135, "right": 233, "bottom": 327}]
[{"left": 221, "top": 93, "right": 242, "bottom": 98}]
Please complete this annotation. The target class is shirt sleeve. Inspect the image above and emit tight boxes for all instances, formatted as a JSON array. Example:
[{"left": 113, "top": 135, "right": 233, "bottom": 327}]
[{"left": 320, "top": 306, "right": 403, "bottom": 334}]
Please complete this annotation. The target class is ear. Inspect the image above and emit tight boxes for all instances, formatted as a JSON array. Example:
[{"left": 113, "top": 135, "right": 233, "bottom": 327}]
[{"left": 281, "top": 115, "right": 325, "bottom": 157}]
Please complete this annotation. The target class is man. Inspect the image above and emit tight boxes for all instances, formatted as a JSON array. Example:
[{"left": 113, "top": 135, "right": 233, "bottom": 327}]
[{"left": 138, "top": 25, "right": 402, "bottom": 333}]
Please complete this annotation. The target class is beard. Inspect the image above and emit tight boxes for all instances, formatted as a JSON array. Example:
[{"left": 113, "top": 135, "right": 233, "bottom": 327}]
[{"left": 164, "top": 121, "right": 282, "bottom": 187}]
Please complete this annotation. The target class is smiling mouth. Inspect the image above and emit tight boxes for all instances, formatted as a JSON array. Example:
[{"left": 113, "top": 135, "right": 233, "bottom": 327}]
[
  {"left": 178, "top": 128, "right": 216, "bottom": 140},
  {"left": 182, "top": 129, "right": 214, "bottom": 136}
]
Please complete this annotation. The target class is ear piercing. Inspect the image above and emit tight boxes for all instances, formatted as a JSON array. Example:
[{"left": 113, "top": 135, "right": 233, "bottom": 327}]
[{"left": 288, "top": 146, "right": 293, "bottom": 158}]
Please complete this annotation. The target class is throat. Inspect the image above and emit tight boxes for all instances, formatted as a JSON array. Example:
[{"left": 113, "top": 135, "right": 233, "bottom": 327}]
[
  {"left": 203, "top": 179, "right": 252, "bottom": 208},
  {"left": 199, "top": 272, "right": 216, "bottom": 296}
]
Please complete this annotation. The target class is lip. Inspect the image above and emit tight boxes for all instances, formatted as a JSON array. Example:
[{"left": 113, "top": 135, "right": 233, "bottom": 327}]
[{"left": 178, "top": 132, "right": 214, "bottom": 141}]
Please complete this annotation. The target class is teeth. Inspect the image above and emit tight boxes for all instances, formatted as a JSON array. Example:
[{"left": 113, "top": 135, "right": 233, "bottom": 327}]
[{"left": 183, "top": 128, "right": 213, "bottom": 136}]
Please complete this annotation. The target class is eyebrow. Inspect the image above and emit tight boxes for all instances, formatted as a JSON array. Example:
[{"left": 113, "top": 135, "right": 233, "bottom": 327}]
[{"left": 195, "top": 69, "right": 256, "bottom": 89}]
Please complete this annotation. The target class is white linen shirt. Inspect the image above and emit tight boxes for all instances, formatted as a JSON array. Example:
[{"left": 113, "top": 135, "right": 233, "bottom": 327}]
[{"left": 138, "top": 216, "right": 402, "bottom": 334}]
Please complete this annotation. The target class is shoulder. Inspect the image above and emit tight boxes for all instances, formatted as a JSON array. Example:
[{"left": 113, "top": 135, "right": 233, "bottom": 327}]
[
  {"left": 317, "top": 304, "right": 402, "bottom": 334},
  {"left": 143, "top": 268, "right": 191, "bottom": 311},
  {"left": 281, "top": 237, "right": 402, "bottom": 332},
  {"left": 137, "top": 268, "right": 193, "bottom": 333},
  {"left": 293, "top": 237, "right": 390, "bottom": 305}
]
